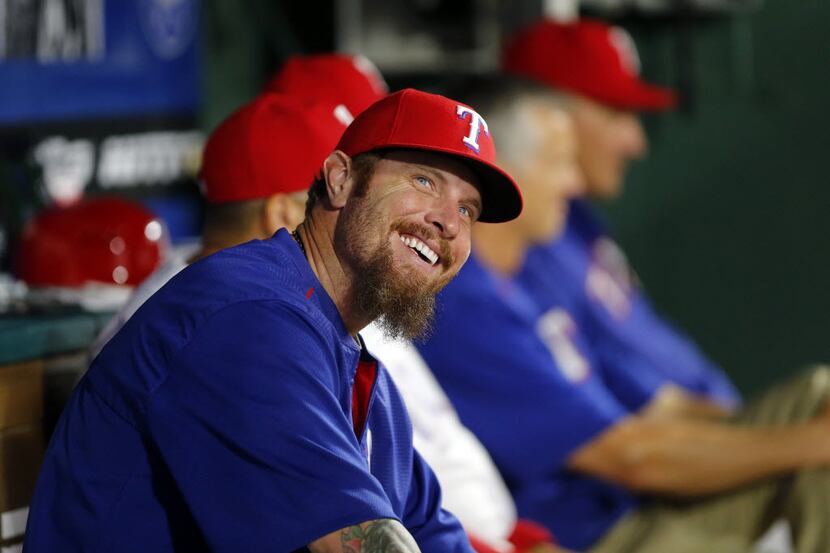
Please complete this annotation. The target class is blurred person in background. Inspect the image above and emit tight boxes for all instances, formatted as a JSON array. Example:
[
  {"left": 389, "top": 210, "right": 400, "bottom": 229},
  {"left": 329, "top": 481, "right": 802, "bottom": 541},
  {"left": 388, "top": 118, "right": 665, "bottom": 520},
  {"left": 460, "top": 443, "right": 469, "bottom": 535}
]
[
  {"left": 503, "top": 17, "right": 740, "bottom": 424},
  {"left": 25, "top": 87, "right": 524, "bottom": 552},
  {"left": 418, "top": 18, "right": 830, "bottom": 553}
]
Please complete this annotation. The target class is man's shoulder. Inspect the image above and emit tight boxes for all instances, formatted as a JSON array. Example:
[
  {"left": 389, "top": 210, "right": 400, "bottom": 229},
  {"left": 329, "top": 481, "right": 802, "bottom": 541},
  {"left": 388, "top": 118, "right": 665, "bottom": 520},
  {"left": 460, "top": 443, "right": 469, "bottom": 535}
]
[
  {"left": 152, "top": 234, "right": 323, "bottom": 324},
  {"left": 186, "top": 236, "right": 306, "bottom": 296},
  {"left": 91, "top": 264, "right": 339, "bottom": 422},
  {"left": 101, "top": 234, "right": 332, "bottom": 375},
  {"left": 90, "top": 254, "right": 191, "bottom": 358},
  {"left": 125, "top": 254, "right": 191, "bottom": 316}
]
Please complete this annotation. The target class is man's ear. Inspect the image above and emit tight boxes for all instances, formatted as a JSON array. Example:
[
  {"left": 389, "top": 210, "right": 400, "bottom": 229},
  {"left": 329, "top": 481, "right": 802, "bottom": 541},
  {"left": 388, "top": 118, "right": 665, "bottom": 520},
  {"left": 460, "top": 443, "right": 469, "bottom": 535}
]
[{"left": 321, "top": 150, "right": 354, "bottom": 210}]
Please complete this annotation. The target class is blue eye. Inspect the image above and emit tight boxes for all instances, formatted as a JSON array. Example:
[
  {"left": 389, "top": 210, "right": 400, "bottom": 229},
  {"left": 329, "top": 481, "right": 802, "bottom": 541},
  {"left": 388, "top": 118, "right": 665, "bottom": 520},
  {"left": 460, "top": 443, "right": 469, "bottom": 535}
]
[
  {"left": 414, "top": 176, "right": 431, "bottom": 188},
  {"left": 458, "top": 205, "right": 471, "bottom": 218}
]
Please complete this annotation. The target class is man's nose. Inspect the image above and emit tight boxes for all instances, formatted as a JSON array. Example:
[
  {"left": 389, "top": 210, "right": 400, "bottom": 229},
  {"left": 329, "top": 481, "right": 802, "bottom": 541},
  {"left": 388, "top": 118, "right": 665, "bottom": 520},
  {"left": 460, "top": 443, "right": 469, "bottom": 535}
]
[
  {"left": 620, "top": 114, "right": 648, "bottom": 159},
  {"left": 425, "top": 199, "right": 461, "bottom": 240}
]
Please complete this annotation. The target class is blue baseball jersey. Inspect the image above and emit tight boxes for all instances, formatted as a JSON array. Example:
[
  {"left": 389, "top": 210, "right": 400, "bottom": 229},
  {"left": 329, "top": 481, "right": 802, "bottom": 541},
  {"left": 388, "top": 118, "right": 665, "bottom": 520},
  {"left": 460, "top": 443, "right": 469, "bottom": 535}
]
[
  {"left": 25, "top": 229, "right": 471, "bottom": 553},
  {"left": 519, "top": 200, "right": 740, "bottom": 409},
  {"left": 417, "top": 253, "right": 637, "bottom": 551}
]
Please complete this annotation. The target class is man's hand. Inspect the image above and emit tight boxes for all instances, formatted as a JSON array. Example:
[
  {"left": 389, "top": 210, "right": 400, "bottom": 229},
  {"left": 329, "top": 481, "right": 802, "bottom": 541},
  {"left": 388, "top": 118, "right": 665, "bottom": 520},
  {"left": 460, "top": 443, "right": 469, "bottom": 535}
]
[
  {"left": 309, "top": 519, "right": 421, "bottom": 553},
  {"left": 640, "top": 384, "right": 732, "bottom": 420}
]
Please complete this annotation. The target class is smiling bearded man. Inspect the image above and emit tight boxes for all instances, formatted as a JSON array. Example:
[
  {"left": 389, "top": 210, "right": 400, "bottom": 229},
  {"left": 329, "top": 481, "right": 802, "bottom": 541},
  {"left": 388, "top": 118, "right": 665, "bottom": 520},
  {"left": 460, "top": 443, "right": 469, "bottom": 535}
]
[
  {"left": 333, "top": 151, "right": 461, "bottom": 339},
  {"left": 25, "top": 88, "right": 522, "bottom": 553}
]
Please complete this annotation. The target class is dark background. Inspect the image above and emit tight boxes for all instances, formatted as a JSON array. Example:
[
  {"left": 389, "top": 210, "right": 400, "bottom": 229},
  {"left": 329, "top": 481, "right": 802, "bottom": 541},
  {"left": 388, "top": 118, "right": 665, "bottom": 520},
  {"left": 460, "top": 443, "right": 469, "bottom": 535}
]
[{"left": 3, "top": 0, "right": 828, "bottom": 396}]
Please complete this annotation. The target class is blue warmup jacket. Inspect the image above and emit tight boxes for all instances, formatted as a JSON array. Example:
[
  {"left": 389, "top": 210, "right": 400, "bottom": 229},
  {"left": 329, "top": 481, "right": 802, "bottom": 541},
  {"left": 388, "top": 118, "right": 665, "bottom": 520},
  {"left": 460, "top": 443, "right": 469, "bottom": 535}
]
[{"left": 25, "top": 229, "right": 471, "bottom": 553}]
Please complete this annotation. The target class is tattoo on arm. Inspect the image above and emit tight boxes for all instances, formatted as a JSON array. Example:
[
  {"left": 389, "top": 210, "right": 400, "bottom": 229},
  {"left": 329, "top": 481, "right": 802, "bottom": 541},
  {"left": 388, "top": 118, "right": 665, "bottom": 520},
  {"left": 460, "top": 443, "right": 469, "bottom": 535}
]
[{"left": 339, "top": 520, "right": 421, "bottom": 553}]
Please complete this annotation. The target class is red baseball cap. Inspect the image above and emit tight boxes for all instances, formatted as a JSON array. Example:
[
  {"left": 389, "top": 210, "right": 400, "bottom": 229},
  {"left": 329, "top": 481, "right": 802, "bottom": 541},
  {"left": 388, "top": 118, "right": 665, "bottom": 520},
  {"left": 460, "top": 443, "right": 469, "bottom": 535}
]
[
  {"left": 503, "top": 19, "right": 676, "bottom": 111},
  {"left": 336, "top": 88, "right": 522, "bottom": 223},
  {"left": 199, "top": 92, "right": 348, "bottom": 203},
  {"left": 266, "top": 54, "right": 388, "bottom": 121}
]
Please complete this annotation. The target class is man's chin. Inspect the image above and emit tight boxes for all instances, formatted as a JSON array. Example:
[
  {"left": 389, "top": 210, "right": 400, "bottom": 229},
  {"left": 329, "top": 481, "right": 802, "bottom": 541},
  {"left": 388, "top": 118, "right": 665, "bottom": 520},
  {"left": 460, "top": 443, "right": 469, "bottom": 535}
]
[
  {"left": 588, "top": 177, "right": 624, "bottom": 199},
  {"left": 372, "top": 288, "right": 437, "bottom": 341},
  {"left": 353, "top": 257, "right": 442, "bottom": 341}
]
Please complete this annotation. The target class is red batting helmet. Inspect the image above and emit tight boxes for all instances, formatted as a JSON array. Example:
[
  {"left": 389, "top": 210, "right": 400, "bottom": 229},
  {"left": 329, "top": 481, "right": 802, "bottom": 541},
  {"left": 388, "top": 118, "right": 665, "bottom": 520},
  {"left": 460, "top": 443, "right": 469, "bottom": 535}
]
[{"left": 17, "top": 197, "right": 167, "bottom": 291}]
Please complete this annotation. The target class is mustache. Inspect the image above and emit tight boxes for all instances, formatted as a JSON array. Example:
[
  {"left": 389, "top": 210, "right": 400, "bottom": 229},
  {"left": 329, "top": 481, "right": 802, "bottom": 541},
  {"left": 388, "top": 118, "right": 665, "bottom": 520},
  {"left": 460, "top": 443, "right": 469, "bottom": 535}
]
[{"left": 392, "top": 220, "right": 454, "bottom": 271}]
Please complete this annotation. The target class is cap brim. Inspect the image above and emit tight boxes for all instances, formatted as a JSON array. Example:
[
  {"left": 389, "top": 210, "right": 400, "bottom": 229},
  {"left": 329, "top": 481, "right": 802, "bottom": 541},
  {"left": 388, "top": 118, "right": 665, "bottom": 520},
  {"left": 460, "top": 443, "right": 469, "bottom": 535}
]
[
  {"left": 368, "top": 144, "right": 523, "bottom": 223},
  {"left": 606, "top": 80, "right": 677, "bottom": 112},
  {"left": 456, "top": 158, "right": 523, "bottom": 223}
]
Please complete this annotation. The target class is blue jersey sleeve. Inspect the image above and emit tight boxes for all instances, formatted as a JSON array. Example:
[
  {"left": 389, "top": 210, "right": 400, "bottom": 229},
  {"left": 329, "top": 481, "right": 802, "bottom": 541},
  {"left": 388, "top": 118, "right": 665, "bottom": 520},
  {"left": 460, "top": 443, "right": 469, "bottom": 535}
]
[
  {"left": 607, "top": 295, "right": 741, "bottom": 406},
  {"left": 419, "top": 280, "right": 629, "bottom": 484},
  {"left": 144, "top": 300, "right": 397, "bottom": 551},
  {"left": 579, "top": 313, "right": 667, "bottom": 411}
]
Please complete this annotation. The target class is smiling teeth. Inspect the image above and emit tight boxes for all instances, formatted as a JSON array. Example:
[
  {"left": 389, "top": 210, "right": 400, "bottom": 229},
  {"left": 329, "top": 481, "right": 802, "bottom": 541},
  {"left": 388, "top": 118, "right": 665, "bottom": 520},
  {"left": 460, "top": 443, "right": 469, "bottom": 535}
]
[{"left": 400, "top": 235, "right": 439, "bottom": 265}]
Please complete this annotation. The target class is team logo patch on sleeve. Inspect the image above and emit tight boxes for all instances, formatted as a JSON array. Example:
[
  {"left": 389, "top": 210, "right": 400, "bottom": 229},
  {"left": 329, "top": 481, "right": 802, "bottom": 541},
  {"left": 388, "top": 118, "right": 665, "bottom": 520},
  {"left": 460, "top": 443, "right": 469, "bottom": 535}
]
[{"left": 537, "top": 308, "right": 591, "bottom": 383}]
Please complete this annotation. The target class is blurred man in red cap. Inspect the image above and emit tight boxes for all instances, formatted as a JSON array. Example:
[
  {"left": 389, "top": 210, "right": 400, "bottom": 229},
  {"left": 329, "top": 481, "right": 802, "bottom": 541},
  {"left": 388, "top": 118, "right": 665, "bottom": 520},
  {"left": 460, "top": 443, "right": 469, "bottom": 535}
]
[
  {"left": 489, "top": 18, "right": 830, "bottom": 553},
  {"left": 26, "top": 88, "right": 523, "bottom": 552},
  {"left": 90, "top": 92, "right": 347, "bottom": 356},
  {"left": 504, "top": 18, "right": 673, "bottom": 198}
]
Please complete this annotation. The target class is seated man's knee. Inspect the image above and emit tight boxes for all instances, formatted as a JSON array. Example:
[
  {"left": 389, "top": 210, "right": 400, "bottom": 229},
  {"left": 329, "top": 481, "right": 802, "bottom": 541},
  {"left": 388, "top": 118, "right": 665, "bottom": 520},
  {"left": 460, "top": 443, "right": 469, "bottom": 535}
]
[
  {"left": 792, "top": 365, "right": 830, "bottom": 416},
  {"left": 804, "top": 365, "right": 830, "bottom": 397}
]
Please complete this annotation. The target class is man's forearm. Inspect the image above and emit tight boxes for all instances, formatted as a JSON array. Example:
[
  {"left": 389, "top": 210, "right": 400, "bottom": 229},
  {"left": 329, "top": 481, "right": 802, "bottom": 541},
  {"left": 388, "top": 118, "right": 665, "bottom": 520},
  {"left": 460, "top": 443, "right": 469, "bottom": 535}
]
[
  {"left": 310, "top": 519, "right": 422, "bottom": 553},
  {"left": 569, "top": 415, "right": 830, "bottom": 497}
]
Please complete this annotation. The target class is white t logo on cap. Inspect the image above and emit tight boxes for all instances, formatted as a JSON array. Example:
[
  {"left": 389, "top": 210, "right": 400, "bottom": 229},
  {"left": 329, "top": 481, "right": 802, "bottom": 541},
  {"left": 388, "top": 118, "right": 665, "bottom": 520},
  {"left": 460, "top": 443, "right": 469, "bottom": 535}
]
[{"left": 456, "top": 105, "right": 489, "bottom": 154}]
